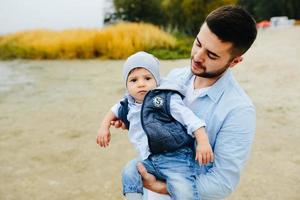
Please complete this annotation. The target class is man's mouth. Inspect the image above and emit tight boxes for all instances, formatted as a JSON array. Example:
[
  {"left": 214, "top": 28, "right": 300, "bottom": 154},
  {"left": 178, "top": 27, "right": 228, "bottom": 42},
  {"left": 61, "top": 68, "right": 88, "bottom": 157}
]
[{"left": 192, "top": 59, "right": 204, "bottom": 70}]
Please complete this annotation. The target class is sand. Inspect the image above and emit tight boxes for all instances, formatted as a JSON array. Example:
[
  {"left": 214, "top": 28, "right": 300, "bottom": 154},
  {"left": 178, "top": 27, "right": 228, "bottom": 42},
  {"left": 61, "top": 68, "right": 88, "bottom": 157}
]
[{"left": 0, "top": 26, "right": 300, "bottom": 200}]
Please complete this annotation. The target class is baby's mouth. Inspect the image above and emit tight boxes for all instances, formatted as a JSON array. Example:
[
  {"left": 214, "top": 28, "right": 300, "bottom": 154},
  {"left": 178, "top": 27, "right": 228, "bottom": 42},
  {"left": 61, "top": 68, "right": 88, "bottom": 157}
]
[{"left": 138, "top": 90, "right": 147, "bottom": 94}]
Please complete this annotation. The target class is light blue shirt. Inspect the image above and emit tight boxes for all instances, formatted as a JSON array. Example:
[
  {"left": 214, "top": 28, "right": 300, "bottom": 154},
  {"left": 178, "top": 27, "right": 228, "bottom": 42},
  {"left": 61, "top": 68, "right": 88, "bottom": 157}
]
[
  {"left": 158, "top": 67, "right": 256, "bottom": 200},
  {"left": 111, "top": 80, "right": 206, "bottom": 160}
]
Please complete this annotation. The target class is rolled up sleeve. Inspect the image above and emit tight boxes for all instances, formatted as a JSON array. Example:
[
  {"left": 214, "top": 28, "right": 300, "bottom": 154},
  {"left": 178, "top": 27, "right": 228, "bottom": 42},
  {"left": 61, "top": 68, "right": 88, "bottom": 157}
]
[{"left": 197, "top": 106, "right": 256, "bottom": 200}]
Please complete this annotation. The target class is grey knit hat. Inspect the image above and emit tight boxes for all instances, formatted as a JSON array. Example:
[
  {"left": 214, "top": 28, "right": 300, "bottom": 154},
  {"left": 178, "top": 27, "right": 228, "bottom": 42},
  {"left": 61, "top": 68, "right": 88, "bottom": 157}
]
[{"left": 123, "top": 51, "right": 160, "bottom": 86}]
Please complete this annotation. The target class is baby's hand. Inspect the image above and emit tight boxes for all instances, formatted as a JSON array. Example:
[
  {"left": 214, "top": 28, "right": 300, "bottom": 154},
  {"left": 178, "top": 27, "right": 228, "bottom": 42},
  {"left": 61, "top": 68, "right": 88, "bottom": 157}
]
[
  {"left": 194, "top": 128, "right": 214, "bottom": 165},
  {"left": 110, "top": 119, "right": 127, "bottom": 130},
  {"left": 195, "top": 141, "right": 214, "bottom": 165},
  {"left": 96, "top": 127, "right": 111, "bottom": 148}
]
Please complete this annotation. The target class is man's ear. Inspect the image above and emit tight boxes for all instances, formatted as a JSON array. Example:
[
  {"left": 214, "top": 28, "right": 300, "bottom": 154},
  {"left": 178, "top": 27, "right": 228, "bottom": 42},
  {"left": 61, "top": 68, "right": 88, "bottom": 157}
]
[{"left": 229, "top": 56, "right": 243, "bottom": 68}]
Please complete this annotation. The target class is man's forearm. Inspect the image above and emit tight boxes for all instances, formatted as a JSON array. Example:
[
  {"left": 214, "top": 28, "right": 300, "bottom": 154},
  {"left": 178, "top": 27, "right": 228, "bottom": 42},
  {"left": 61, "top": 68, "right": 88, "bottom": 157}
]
[
  {"left": 144, "top": 180, "right": 169, "bottom": 195},
  {"left": 138, "top": 163, "right": 169, "bottom": 195}
]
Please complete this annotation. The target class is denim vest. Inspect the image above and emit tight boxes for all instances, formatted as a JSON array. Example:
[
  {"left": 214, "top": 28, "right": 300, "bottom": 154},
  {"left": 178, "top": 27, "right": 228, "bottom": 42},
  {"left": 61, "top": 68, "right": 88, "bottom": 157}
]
[{"left": 118, "top": 89, "right": 194, "bottom": 154}]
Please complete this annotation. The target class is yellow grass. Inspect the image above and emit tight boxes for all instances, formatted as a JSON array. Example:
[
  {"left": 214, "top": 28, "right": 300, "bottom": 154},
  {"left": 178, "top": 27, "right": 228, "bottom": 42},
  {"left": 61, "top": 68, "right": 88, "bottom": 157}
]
[{"left": 0, "top": 23, "right": 176, "bottom": 59}]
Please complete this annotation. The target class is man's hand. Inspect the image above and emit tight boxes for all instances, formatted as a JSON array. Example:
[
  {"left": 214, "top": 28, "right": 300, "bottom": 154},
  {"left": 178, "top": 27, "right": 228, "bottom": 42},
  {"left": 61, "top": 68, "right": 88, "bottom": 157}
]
[{"left": 137, "top": 163, "right": 169, "bottom": 195}]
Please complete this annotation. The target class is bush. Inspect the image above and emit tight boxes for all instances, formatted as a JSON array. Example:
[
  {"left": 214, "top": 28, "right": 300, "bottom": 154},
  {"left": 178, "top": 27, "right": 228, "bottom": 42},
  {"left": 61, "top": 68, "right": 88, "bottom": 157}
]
[
  {"left": 0, "top": 23, "right": 176, "bottom": 60},
  {"left": 95, "top": 22, "right": 176, "bottom": 59},
  {"left": 149, "top": 36, "right": 194, "bottom": 59}
]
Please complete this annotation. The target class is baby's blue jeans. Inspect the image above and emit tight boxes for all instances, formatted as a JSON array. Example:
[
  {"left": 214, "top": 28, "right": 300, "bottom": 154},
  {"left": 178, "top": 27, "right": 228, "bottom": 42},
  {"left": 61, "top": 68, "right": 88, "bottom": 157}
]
[{"left": 122, "top": 147, "right": 200, "bottom": 200}]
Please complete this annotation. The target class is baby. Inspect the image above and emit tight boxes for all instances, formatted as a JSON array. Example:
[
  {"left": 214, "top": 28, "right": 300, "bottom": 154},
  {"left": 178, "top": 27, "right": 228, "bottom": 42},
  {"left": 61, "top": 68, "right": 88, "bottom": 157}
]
[{"left": 97, "top": 51, "right": 213, "bottom": 200}]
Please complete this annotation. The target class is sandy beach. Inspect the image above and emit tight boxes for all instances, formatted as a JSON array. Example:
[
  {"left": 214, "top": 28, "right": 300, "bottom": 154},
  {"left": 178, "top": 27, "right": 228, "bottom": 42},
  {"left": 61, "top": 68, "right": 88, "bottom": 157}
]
[{"left": 0, "top": 26, "right": 300, "bottom": 199}]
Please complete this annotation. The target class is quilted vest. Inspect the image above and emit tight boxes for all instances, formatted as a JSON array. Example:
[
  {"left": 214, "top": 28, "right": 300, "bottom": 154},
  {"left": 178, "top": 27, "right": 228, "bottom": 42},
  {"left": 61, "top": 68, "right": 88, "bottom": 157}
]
[{"left": 118, "top": 89, "right": 193, "bottom": 154}]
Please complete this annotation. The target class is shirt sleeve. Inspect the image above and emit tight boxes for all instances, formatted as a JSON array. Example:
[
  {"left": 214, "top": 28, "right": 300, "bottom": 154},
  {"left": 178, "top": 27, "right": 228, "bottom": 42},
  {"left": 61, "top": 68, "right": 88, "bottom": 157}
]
[
  {"left": 169, "top": 93, "right": 206, "bottom": 137},
  {"left": 111, "top": 102, "right": 121, "bottom": 118},
  {"left": 198, "top": 105, "right": 256, "bottom": 200}
]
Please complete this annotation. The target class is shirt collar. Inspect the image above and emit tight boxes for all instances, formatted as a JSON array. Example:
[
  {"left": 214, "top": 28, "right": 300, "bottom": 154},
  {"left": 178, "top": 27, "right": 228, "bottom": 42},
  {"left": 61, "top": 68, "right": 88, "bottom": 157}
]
[
  {"left": 184, "top": 68, "right": 233, "bottom": 103},
  {"left": 206, "top": 69, "right": 233, "bottom": 103},
  {"left": 124, "top": 93, "right": 136, "bottom": 104}
]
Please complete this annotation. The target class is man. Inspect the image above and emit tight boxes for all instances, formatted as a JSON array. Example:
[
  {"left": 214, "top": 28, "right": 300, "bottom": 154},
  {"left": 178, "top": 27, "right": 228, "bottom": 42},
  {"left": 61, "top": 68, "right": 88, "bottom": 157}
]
[{"left": 114, "top": 5, "right": 257, "bottom": 200}]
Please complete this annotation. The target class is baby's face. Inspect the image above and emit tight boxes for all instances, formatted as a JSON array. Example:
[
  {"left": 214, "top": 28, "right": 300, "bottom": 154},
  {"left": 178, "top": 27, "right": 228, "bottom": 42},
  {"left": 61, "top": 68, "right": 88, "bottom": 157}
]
[{"left": 126, "top": 68, "right": 157, "bottom": 103}]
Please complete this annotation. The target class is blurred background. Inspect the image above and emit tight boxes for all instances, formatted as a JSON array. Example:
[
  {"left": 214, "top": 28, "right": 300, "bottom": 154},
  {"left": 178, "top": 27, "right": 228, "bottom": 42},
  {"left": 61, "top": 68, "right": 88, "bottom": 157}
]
[
  {"left": 0, "top": 0, "right": 108, "bottom": 35},
  {"left": 1, "top": 1, "right": 300, "bottom": 200},
  {"left": 0, "top": 0, "right": 299, "bottom": 59}
]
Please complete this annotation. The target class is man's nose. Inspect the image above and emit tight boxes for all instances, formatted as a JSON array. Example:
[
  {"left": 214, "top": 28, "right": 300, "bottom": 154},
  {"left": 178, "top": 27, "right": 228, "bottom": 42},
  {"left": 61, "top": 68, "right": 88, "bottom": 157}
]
[{"left": 194, "top": 48, "right": 205, "bottom": 62}]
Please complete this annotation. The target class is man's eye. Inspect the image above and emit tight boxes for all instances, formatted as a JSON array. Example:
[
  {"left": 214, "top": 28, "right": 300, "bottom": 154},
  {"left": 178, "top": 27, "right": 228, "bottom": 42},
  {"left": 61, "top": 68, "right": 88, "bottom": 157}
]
[
  {"left": 208, "top": 53, "right": 217, "bottom": 60},
  {"left": 195, "top": 39, "right": 201, "bottom": 47}
]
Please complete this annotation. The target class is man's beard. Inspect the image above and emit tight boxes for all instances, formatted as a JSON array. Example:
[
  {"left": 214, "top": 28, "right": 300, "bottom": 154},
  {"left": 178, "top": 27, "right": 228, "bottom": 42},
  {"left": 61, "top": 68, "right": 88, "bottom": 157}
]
[{"left": 191, "top": 59, "right": 230, "bottom": 78}]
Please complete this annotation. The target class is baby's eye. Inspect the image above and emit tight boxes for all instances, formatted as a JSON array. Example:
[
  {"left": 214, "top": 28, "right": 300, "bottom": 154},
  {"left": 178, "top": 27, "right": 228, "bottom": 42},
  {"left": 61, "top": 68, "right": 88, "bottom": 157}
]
[
  {"left": 145, "top": 77, "right": 152, "bottom": 80},
  {"left": 130, "top": 78, "right": 137, "bottom": 82}
]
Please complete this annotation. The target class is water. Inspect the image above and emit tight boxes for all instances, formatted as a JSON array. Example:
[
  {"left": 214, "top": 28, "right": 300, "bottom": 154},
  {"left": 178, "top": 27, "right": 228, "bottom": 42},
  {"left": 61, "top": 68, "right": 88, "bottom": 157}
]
[{"left": 0, "top": 62, "right": 34, "bottom": 92}]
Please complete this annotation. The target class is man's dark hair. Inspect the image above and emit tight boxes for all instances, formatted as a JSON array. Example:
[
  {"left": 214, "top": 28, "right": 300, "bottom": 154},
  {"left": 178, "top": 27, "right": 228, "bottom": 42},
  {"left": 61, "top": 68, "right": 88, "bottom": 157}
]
[{"left": 205, "top": 5, "right": 257, "bottom": 56}]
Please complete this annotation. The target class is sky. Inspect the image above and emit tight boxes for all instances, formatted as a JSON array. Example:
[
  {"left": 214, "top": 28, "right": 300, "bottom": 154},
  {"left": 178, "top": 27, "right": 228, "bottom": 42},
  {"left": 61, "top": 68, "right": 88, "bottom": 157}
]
[{"left": 0, "top": 0, "right": 112, "bottom": 35}]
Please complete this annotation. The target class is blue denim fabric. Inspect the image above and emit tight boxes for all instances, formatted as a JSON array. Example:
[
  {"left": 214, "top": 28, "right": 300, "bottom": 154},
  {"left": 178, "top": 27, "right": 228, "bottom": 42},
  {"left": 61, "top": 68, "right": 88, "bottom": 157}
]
[
  {"left": 122, "top": 159, "right": 144, "bottom": 194},
  {"left": 122, "top": 147, "right": 200, "bottom": 200}
]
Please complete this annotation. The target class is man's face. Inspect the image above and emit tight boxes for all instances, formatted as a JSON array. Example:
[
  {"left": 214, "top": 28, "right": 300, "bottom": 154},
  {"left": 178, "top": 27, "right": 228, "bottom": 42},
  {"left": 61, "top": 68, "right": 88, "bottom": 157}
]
[{"left": 191, "top": 23, "right": 241, "bottom": 78}]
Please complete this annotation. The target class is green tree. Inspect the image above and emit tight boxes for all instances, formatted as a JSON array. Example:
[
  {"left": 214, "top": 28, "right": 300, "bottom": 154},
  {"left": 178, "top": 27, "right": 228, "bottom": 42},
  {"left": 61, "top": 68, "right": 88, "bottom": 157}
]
[
  {"left": 279, "top": 0, "right": 300, "bottom": 19},
  {"left": 108, "top": 0, "right": 237, "bottom": 35},
  {"left": 238, "top": 0, "right": 300, "bottom": 21},
  {"left": 110, "top": 0, "right": 167, "bottom": 26},
  {"left": 162, "top": 0, "right": 237, "bottom": 35}
]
